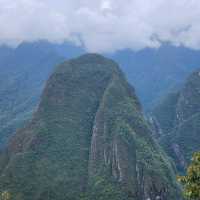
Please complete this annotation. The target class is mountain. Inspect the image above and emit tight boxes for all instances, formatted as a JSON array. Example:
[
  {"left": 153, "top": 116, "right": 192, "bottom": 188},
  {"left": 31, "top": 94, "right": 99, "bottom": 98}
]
[
  {"left": 1, "top": 41, "right": 200, "bottom": 148},
  {"left": 111, "top": 45, "right": 200, "bottom": 110},
  {"left": 0, "top": 41, "right": 84, "bottom": 148},
  {"left": 0, "top": 54, "right": 180, "bottom": 200},
  {"left": 0, "top": 42, "right": 62, "bottom": 148},
  {"left": 152, "top": 69, "right": 200, "bottom": 172}
]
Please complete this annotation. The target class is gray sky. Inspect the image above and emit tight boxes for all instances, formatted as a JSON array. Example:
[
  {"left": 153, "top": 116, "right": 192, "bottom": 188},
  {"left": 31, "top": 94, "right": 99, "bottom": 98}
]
[{"left": 1, "top": 0, "right": 200, "bottom": 52}]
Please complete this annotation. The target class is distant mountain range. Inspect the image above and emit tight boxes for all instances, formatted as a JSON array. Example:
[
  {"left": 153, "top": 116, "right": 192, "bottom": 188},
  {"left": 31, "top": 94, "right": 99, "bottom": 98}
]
[
  {"left": 111, "top": 45, "right": 200, "bottom": 109},
  {"left": 1, "top": 41, "right": 200, "bottom": 148}
]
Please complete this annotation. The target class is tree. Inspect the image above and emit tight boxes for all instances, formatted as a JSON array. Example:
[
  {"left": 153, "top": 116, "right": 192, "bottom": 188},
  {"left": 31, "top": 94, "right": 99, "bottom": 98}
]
[
  {"left": 177, "top": 152, "right": 200, "bottom": 199},
  {"left": 0, "top": 191, "right": 11, "bottom": 200}
]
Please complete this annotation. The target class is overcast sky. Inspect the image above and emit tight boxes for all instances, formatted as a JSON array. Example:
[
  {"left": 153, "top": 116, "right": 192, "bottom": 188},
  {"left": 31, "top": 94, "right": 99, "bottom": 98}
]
[{"left": 1, "top": 0, "right": 200, "bottom": 52}]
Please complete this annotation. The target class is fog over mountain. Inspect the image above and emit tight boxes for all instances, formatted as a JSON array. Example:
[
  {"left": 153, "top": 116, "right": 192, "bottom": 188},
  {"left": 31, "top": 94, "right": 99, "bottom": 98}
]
[{"left": 1, "top": 0, "right": 200, "bottom": 52}]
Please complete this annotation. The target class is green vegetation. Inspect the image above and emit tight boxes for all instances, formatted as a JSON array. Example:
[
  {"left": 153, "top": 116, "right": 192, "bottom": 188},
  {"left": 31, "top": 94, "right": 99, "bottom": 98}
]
[
  {"left": 0, "top": 54, "right": 180, "bottom": 200},
  {"left": 177, "top": 152, "right": 200, "bottom": 199},
  {"left": 153, "top": 69, "right": 200, "bottom": 172},
  {"left": 153, "top": 92, "right": 180, "bottom": 134},
  {"left": 0, "top": 191, "right": 11, "bottom": 200},
  {"left": 0, "top": 42, "right": 64, "bottom": 147}
]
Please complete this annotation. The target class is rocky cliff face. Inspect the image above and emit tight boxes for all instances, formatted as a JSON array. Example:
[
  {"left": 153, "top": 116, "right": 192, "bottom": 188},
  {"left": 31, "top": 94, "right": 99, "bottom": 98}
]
[
  {"left": 0, "top": 54, "right": 180, "bottom": 200},
  {"left": 153, "top": 69, "right": 200, "bottom": 172}
]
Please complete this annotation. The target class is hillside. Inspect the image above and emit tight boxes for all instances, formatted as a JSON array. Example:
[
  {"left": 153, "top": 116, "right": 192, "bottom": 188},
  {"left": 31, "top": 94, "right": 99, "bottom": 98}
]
[
  {"left": 0, "top": 41, "right": 84, "bottom": 148},
  {"left": 153, "top": 69, "right": 200, "bottom": 172},
  {"left": 111, "top": 45, "right": 200, "bottom": 110},
  {"left": 0, "top": 42, "right": 62, "bottom": 147},
  {"left": 0, "top": 54, "right": 180, "bottom": 200},
  {"left": 1, "top": 42, "right": 200, "bottom": 148}
]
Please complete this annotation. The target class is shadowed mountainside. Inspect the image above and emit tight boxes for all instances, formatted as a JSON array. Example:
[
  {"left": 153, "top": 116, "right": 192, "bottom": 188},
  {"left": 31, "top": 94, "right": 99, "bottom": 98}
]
[{"left": 153, "top": 69, "right": 200, "bottom": 172}]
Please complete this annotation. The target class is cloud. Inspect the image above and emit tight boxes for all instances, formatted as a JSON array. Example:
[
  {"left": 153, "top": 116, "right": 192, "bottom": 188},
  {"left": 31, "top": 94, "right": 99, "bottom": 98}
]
[{"left": 0, "top": 0, "right": 200, "bottom": 52}]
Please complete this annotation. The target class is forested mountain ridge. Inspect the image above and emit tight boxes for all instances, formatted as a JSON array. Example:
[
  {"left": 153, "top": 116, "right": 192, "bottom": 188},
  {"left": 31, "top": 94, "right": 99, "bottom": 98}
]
[
  {"left": 0, "top": 41, "right": 84, "bottom": 148},
  {"left": 0, "top": 54, "right": 181, "bottom": 200},
  {"left": 153, "top": 69, "right": 200, "bottom": 172},
  {"left": 111, "top": 44, "right": 200, "bottom": 110},
  {"left": 1, "top": 42, "right": 200, "bottom": 148}
]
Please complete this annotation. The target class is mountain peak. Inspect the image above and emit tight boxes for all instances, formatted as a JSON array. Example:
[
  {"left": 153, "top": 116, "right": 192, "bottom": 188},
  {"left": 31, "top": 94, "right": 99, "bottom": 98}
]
[
  {"left": 69, "top": 53, "right": 119, "bottom": 67},
  {"left": 0, "top": 55, "right": 180, "bottom": 200}
]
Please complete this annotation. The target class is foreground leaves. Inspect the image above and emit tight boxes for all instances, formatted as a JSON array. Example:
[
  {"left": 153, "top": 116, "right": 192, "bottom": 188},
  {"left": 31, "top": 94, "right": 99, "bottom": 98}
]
[{"left": 177, "top": 152, "right": 200, "bottom": 199}]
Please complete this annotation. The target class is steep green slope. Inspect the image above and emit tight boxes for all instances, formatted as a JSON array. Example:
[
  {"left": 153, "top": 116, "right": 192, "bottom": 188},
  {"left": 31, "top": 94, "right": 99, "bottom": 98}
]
[
  {"left": 153, "top": 70, "right": 200, "bottom": 172},
  {"left": 0, "top": 54, "right": 180, "bottom": 200},
  {"left": 0, "top": 42, "right": 65, "bottom": 148},
  {"left": 2, "top": 42, "right": 200, "bottom": 150},
  {"left": 152, "top": 92, "right": 180, "bottom": 135}
]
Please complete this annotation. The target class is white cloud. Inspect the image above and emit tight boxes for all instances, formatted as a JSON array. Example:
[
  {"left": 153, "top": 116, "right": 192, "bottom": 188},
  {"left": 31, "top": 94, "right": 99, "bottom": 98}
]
[{"left": 0, "top": 0, "right": 200, "bottom": 52}]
